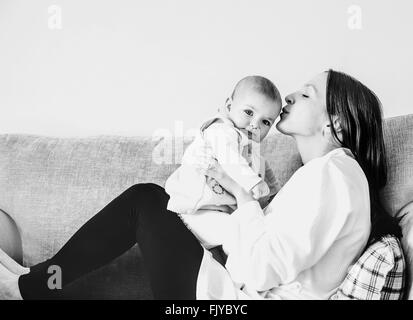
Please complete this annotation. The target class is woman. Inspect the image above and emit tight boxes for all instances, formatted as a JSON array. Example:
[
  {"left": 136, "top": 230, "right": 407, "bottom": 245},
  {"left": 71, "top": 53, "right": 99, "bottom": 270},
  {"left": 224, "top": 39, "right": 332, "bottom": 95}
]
[{"left": 0, "top": 70, "right": 401, "bottom": 300}]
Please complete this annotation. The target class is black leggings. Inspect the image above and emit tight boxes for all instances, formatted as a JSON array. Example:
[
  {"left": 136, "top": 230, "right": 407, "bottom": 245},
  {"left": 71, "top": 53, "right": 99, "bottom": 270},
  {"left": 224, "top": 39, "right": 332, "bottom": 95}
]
[{"left": 18, "top": 183, "right": 204, "bottom": 300}]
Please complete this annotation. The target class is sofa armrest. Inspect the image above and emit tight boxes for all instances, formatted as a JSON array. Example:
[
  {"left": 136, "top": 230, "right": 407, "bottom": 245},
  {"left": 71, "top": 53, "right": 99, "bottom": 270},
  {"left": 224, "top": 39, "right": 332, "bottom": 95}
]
[
  {"left": 398, "top": 201, "right": 413, "bottom": 300},
  {"left": 0, "top": 209, "right": 23, "bottom": 264}
]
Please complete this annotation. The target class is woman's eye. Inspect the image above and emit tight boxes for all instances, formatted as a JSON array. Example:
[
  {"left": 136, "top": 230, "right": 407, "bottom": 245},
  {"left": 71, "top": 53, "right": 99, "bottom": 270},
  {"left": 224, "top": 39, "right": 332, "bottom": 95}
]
[
  {"left": 244, "top": 110, "right": 253, "bottom": 116},
  {"left": 263, "top": 120, "right": 271, "bottom": 126}
]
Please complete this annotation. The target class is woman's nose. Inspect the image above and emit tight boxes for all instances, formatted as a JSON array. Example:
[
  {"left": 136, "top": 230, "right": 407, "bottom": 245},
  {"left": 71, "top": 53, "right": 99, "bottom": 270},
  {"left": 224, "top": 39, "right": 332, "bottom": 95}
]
[{"left": 285, "top": 94, "right": 294, "bottom": 105}]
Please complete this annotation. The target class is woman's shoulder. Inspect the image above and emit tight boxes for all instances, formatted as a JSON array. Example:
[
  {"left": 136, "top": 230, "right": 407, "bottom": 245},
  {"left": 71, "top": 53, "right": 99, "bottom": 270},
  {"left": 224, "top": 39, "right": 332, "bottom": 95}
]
[
  {"left": 324, "top": 148, "right": 367, "bottom": 181},
  {"left": 289, "top": 148, "right": 370, "bottom": 214},
  {"left": 306, "top": 148, "right": 362, "bottom": 173},
  {"left": 297, "top": 148, "right": 368, "bottom": 191}
]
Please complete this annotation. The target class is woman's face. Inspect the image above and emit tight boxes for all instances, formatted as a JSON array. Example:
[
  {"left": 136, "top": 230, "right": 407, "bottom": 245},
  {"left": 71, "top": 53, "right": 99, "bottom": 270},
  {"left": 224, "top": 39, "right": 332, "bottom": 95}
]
[{"left": 276, "top": 72, "right": 329, "bottom": 137}]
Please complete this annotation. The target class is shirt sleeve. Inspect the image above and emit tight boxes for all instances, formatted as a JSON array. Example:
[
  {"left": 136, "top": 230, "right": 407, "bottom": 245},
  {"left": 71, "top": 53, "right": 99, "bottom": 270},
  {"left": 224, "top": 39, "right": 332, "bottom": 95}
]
[
  {"left": 222, "top": 160, "right": 355, "bottom": 291},
  {"left": 203, "top": 124, "right": 262, "bottom": 193}
]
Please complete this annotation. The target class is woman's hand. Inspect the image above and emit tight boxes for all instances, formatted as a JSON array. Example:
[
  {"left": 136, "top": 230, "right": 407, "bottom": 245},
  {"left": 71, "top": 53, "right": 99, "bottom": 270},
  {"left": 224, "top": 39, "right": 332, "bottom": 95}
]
[{"left": 194, "top": 141, "right": 254, "bottom": 206}]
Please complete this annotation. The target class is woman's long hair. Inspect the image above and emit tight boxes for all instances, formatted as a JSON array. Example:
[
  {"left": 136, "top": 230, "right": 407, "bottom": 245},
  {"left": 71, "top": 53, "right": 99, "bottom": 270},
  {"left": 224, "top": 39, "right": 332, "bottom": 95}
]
[{"left": 326, "top": 69, "right": 401, "bottom": 245}]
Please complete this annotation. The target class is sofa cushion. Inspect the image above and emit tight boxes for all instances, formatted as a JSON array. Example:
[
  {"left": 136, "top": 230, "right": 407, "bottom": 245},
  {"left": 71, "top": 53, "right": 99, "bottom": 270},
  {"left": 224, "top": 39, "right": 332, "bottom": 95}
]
[
  {"left": 0, "top": 135, "right": 163, "bottom": 266},
  {"left": 380, "top": 114, "right": 413, "bottom": 299},
  {"left": 0, "top": 209, "right": 22, "bottom": 263},
  {"left": 381, "top": 115, "right": 413, "bottom": 217},
  {"left": 331, "top": 235, "right": 406, "bottom": 300}
]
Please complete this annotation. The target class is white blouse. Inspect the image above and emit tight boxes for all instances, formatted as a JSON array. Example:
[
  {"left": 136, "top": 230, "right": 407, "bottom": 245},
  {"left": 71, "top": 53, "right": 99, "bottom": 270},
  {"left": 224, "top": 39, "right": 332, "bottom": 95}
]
[{"left": 196, "top": 148, "right": 371, "bottom": 300}]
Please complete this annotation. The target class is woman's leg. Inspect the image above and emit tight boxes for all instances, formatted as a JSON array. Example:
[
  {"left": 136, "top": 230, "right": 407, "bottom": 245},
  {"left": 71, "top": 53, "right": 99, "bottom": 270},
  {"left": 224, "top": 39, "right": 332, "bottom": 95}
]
[
  {"left": 135, "top": 184, "right": 204, "bottom": 299},
  {"left": 0, "top": 248, "right": 29, "bottom": 276},
  {"left": 17, "top": 183, "right": 204, "bottom": 300}
]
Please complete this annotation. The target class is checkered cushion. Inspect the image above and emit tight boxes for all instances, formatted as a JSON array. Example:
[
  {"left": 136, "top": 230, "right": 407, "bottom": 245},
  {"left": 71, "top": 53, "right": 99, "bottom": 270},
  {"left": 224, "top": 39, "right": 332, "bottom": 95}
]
[{"left": 330, "top": 235, "right": 406, "bottom": 300}]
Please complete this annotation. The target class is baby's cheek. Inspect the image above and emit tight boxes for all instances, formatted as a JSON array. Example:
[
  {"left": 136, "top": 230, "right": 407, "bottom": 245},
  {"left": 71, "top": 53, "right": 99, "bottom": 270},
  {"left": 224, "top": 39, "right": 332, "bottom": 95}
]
[
  {"left": 234, "top": 118, "right": 248, "bottom": 129},
  {"left": 260, "top": 129, "right": 270, "bottom": 140}
]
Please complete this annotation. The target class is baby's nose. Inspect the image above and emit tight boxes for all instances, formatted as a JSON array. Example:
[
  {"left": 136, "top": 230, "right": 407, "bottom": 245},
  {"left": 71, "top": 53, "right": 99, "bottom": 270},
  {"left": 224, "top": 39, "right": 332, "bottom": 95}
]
[
  {"left": 250, "top": 120, "right": 260, "bottom": 128},
  {"left": 248, "top": 123, "right": 259, "bottom": 131}
]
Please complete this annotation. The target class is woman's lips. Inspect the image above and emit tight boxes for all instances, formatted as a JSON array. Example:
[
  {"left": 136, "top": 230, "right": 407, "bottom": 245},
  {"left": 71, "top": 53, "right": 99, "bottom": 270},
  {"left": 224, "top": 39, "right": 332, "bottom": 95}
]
[{"left": 280, "top": 107, "right": 290, "bottom": 117}]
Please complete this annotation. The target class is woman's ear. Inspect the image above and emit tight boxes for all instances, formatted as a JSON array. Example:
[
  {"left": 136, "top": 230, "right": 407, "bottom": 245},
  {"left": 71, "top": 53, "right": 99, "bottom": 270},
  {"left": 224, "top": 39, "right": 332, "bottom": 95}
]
[
  {"left": 331, "top": 116, "right": 342, "bottom": 133},
  {"left": 323, "top": 116, "right": 342, "bottom": 139}
]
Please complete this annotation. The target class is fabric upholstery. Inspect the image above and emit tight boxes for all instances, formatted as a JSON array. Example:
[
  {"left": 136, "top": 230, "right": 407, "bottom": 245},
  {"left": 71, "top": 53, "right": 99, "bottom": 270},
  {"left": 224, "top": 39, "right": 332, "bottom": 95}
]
[
  {"left": 398, "top": 201, "right": 413, "bottom": 299},
  {"left": 0, "top": 209, "right": 22, "bottom": 263}
]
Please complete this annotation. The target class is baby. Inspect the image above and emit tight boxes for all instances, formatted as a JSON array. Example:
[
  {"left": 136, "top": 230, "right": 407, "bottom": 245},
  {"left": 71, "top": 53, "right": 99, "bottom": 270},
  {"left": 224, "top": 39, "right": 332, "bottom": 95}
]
[{"left": 165, "top": 75, "right": 282, "bottom": 248}]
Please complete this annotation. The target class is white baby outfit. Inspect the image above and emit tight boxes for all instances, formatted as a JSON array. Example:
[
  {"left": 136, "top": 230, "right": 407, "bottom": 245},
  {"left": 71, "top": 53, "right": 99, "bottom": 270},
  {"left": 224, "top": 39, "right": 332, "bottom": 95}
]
[{"left": 165, "top": 114, "right": 277, "bottom": 248}]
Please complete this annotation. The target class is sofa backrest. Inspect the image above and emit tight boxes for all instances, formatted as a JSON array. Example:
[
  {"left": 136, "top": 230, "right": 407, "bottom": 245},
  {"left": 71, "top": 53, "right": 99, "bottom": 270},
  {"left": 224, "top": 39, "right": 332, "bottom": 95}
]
[
  {"left": 0, "top": 114, "right": 412, "bottom": 296},
  {"left": 380, "top": 115, "right": 413, "bottom": 298}
]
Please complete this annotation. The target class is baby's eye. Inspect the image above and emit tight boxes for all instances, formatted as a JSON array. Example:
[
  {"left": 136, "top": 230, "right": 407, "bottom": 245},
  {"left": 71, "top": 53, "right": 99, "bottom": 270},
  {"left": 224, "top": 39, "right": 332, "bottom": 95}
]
[
  {"left": 302, "top": 94, "right": 309, "bottom": 98},
  {"left": 263, "top": 120, "right": 271, "bottom": 126},
  {"left": 244, "top": 110, "right": 253, "bottom": 116}
]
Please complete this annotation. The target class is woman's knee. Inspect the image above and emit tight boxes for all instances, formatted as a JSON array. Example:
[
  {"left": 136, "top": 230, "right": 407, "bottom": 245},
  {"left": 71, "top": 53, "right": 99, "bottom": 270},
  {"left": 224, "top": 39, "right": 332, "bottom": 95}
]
[
  {"left": 124, "top": 183, "right": 169, "bottom": 212},
  {"left": 128, "top": 183, "right": 166, "bottom": 198}
]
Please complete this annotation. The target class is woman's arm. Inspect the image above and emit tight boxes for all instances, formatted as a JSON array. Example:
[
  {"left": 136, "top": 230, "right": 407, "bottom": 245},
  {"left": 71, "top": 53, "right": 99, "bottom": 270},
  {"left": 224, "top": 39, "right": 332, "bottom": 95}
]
[{"left": 223, "top": 161, "right": 365, "bottom": 291}]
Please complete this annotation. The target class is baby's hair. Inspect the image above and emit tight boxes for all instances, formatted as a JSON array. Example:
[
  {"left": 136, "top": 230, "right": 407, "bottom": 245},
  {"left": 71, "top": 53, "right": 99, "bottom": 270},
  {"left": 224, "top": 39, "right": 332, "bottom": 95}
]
[{"left": 230, "top": 75, "right": 281, "bottom": 105}]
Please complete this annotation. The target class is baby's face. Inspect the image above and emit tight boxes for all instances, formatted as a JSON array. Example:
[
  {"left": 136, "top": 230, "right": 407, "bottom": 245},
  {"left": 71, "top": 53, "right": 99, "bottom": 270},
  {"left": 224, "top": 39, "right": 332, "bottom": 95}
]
[{"left": 226, "top": 89, "right": 282, "bottom": 142}]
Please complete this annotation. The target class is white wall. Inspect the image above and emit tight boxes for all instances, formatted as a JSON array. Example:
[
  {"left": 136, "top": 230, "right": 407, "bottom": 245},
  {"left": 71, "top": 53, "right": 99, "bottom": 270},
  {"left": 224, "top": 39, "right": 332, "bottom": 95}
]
[{"left": 0, "top": 0, "right": 412, "bottom": 137}]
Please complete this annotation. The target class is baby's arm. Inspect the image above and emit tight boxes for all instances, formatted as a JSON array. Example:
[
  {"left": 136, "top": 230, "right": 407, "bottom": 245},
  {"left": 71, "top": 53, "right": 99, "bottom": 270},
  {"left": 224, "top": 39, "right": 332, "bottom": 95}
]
[{"left": 203, "top": 124, "right": 268, "bottom": 198}]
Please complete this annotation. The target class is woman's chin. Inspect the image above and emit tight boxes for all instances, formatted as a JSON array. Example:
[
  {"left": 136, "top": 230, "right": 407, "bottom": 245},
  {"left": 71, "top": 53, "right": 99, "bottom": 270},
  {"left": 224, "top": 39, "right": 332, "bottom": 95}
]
[{"left": 275, "top": 121, "right": 290, "bottom": 135}]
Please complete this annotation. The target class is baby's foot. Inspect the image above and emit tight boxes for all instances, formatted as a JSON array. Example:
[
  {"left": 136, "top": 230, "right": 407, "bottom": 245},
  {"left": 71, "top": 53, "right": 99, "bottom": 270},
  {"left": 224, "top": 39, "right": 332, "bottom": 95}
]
[
  {"left": 0, "top": 263, "right": 23, "bottom": 300},
  {"left": 0, "top": 248, "right": 29, "bottom": 275}
]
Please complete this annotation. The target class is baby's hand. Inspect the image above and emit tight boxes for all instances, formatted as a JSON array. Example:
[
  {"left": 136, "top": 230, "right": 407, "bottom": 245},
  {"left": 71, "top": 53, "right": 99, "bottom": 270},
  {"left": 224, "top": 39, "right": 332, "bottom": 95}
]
[{"left": 251, "top": 180, "right": 270, "bottom": 200}]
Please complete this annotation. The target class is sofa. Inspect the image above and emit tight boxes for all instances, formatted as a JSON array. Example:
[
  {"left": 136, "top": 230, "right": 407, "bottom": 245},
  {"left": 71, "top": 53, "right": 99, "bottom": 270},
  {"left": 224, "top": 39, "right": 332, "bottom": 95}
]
[{"left": 0, "top": 114, "right": 412, "bottom": 300}]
